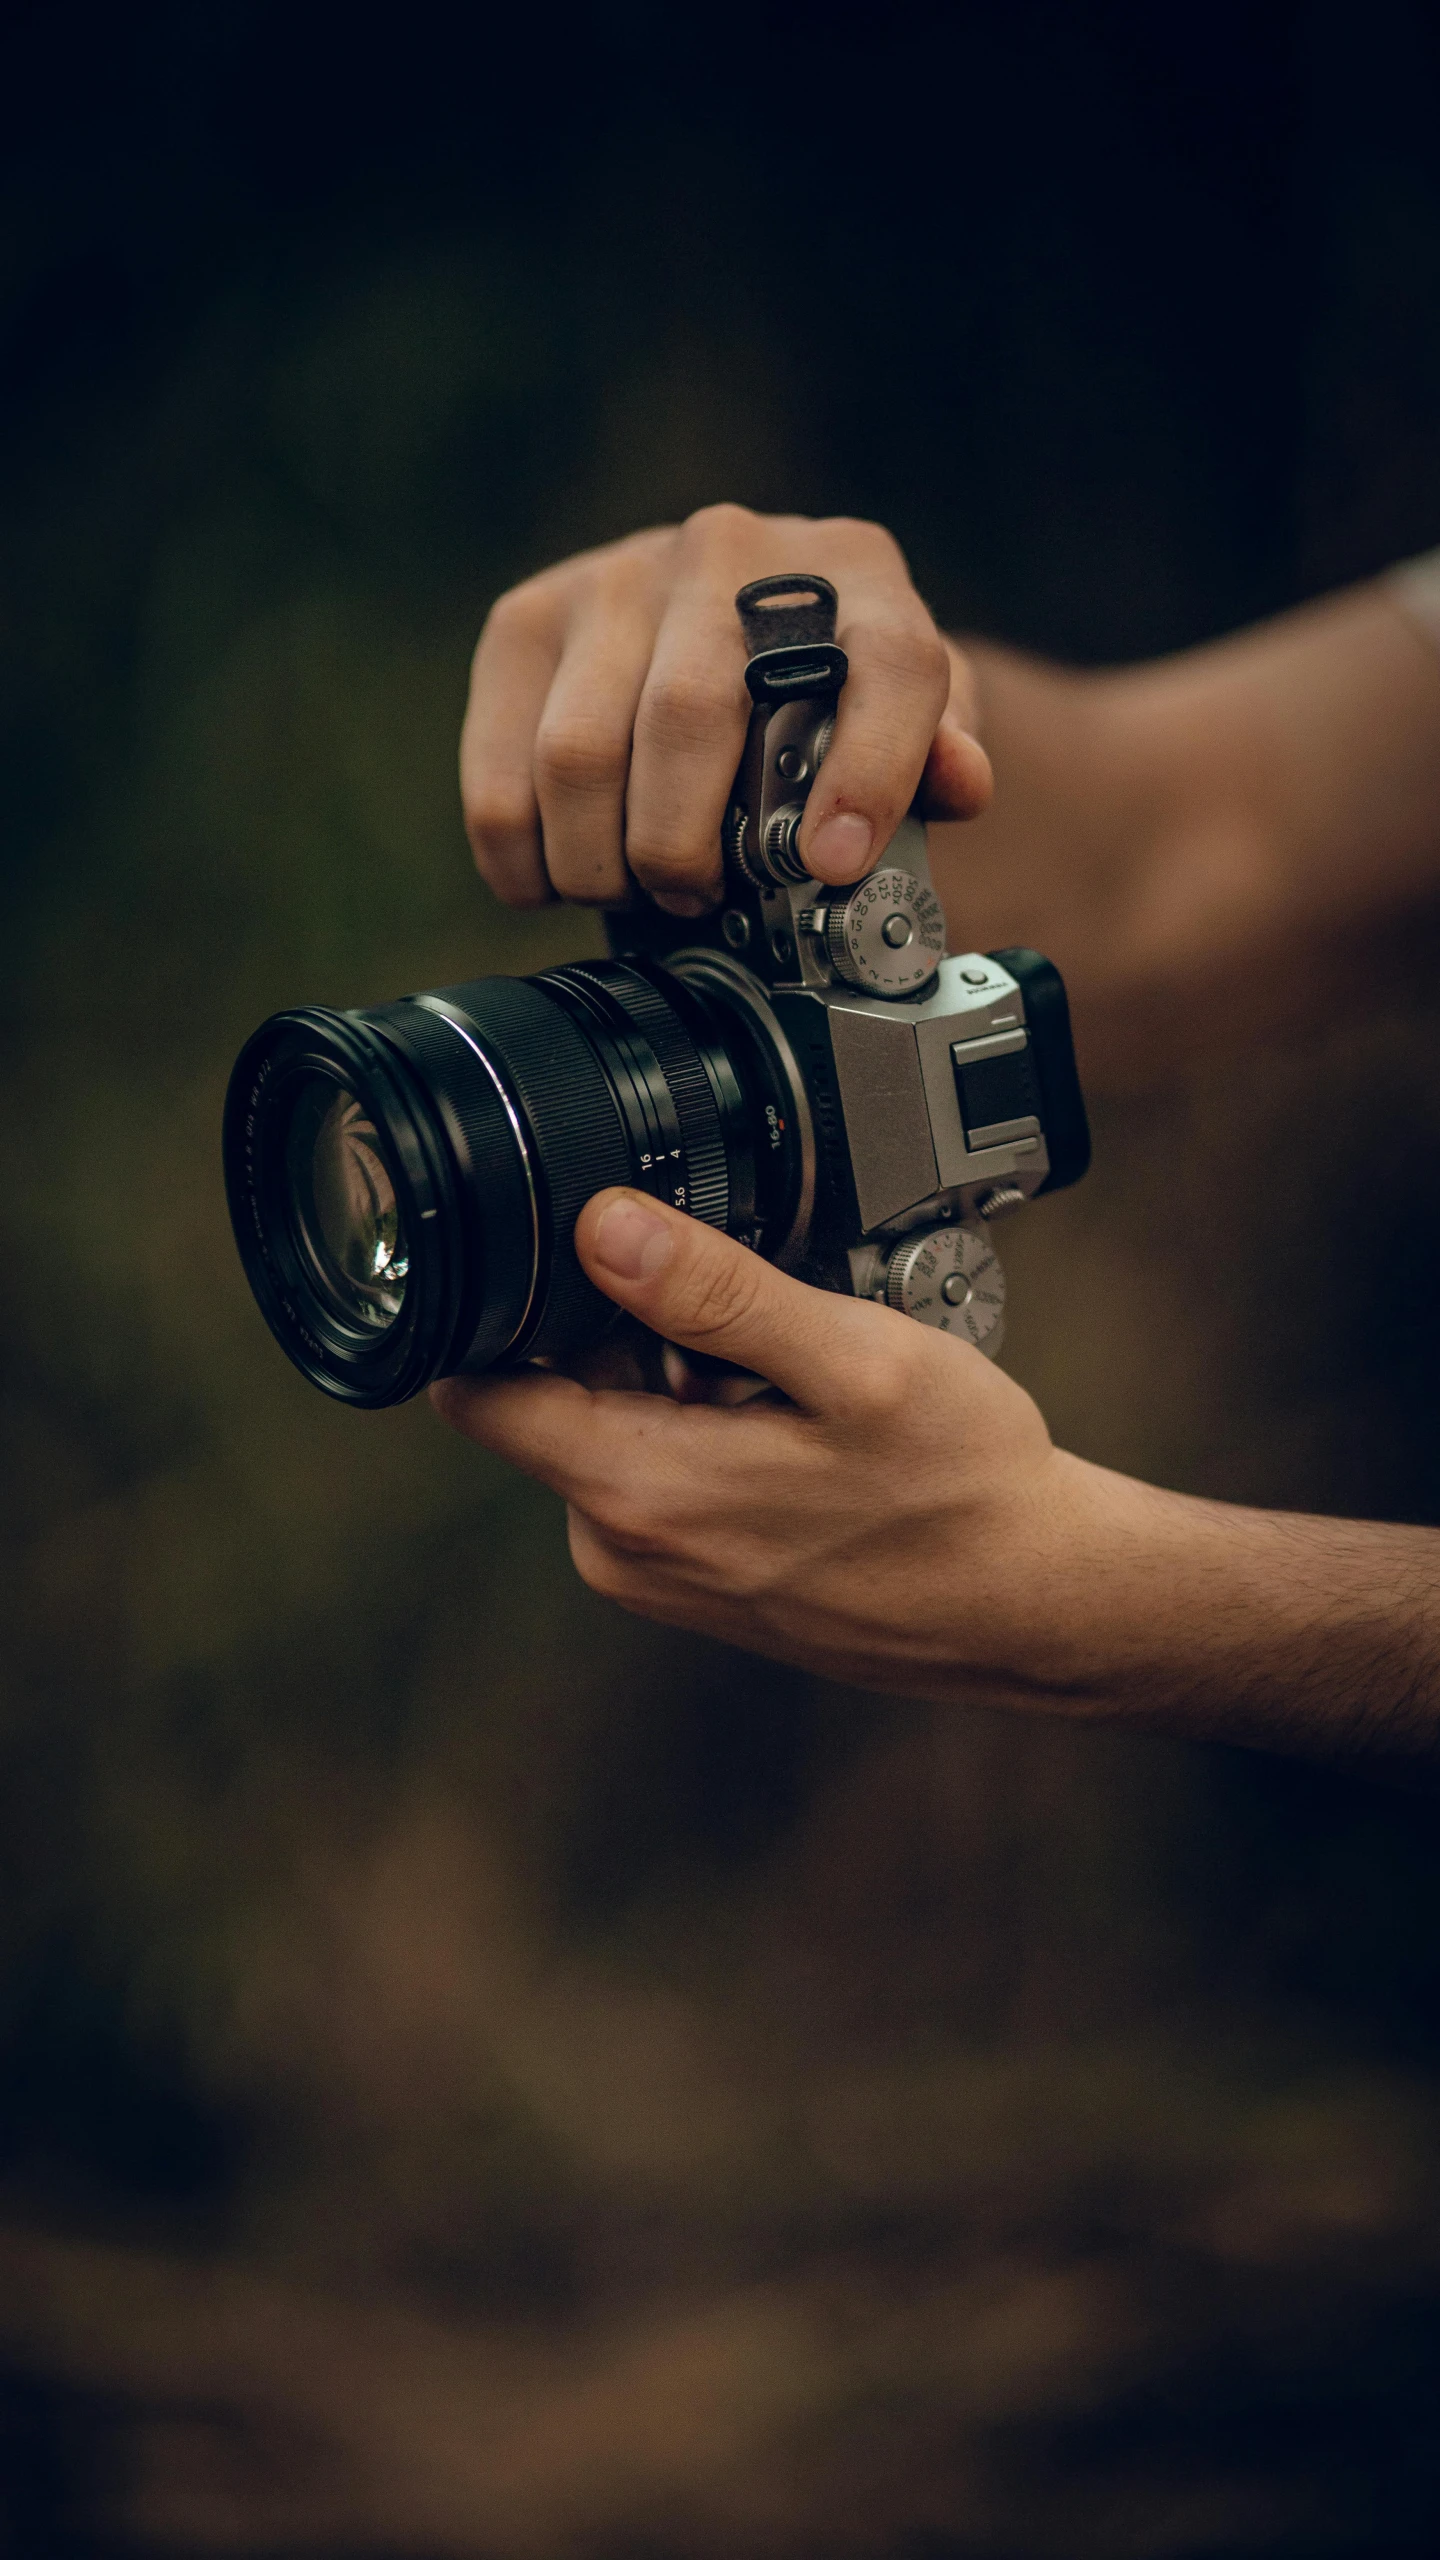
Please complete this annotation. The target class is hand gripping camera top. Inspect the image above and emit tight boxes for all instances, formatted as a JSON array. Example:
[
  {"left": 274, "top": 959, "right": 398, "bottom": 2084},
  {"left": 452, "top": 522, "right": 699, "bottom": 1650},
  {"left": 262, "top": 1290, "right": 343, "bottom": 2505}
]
[{"left": 222, "top": 576, "right": 1090, "bottom": 1405}]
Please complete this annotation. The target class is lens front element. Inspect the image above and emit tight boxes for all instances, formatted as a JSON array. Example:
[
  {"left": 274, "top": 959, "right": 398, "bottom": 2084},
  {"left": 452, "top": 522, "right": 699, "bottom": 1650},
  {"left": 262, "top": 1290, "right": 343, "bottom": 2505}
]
[
  {"left": 286, "top": 1079, "right": 409, "bottom": 1332},
  {"left": 223, "top": 959, "right": 794, "bottom": 1407}
]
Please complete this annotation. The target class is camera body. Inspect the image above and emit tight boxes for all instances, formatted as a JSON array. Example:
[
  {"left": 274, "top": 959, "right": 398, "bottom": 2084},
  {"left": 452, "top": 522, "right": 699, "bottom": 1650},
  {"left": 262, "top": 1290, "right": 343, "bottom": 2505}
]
[
  {"left": 604, "top": 576, "right": 1089, "bottom": 1359},
  {"left": 222, "top": 575, "right": 1088, "bottom": 1405}
]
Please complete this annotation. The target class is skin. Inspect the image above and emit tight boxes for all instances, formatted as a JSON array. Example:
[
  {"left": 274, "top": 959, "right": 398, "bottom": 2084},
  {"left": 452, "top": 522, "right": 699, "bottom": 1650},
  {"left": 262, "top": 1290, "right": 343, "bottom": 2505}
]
[
  {"left": 434, "top": 1191, "right": 1440, "bottom": 1768},
  {"left": 947, "top": 586, "right": 1440, "bottom": 1088},
  {"left": 445, "top": 504, "right": 1440, "bottom": 1763},
  {"left": 460, "top": 507, "right": 993, "bottom": 915}
]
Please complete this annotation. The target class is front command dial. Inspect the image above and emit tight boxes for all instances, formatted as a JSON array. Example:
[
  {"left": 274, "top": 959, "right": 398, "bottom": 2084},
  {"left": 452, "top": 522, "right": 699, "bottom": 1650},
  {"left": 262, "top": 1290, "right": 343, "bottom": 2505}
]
[
  {"left": 822, "top": 867, "right": 945, "bottom": 996},
  {"left": 884, "top": 1222, "right": 1006, "bottom": 1356}
]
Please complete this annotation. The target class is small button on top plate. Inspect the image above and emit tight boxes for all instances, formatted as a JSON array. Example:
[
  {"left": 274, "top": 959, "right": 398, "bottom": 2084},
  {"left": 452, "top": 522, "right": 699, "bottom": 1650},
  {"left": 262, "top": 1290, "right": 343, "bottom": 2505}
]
[{"left": 961, "top": 967, "right": 989, "bottom": 985}]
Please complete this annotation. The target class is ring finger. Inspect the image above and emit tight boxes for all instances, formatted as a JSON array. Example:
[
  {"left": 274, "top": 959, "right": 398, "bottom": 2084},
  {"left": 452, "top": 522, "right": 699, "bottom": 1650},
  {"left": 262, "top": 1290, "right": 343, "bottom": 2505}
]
[{"left": 532, "top": 577, "right": 664, "bottom": 903}]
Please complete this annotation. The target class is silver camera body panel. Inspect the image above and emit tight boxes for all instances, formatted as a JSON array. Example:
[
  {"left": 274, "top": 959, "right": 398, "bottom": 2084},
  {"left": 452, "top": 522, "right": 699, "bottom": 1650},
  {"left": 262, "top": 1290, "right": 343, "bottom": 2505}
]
[{"left": 605, "top": 577, "right": 1088, "bottom": 1357}]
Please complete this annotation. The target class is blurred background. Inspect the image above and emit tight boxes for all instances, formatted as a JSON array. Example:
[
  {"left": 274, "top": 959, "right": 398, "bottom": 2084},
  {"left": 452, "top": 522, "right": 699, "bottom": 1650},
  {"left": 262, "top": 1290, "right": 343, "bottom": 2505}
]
[{"left": 4, "top": 2, "right": 1440, "bottom": 2551}]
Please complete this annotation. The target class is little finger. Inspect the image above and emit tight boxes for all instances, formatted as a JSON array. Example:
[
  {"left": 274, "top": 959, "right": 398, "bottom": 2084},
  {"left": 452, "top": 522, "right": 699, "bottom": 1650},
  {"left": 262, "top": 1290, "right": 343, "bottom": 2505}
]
[
  {"left": 532, "top": 576, "right": 666, "bottom": 905},
  {"left": 460, "top": 591, "right": 562, "bottom": 906}
]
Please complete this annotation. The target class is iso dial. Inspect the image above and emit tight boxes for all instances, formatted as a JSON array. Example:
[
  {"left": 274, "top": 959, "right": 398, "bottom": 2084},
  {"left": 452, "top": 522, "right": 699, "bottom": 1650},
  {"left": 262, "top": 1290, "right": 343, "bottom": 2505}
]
[
  {"left": 885, "top": 1222, "right": 1005, "bottom": 1357},
  {"left": 824, "top": 866, "right": 945, "bottom": 997}
]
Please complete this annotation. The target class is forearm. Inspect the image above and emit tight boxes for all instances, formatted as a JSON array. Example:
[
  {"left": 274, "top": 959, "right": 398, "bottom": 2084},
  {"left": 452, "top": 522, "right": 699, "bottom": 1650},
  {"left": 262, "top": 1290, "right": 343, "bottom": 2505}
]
[
  {"left": 934, "top": 583, "right": 1440, "bottom": 1085},
  {"left": 1008, "top": 1456, "right": 1440, "bottom": 1769},
  {"left": 437, "top": 1176, "right": 1440, "bottom": 1777}
]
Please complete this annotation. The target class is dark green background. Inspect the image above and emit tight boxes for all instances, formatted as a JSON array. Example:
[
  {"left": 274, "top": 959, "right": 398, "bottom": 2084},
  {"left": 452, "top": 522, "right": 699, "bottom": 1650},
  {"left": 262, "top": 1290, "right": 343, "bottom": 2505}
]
[{"left": 4, "top": 4, "right": 1440, "bottom": 2551}]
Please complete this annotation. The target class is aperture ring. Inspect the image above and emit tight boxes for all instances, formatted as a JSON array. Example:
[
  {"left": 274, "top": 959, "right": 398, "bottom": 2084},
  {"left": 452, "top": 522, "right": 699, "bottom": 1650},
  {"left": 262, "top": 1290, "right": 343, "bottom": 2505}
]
[
  {"left": 540, "top": 962, "right": 731, "bottom": 1230},
  {"left": 538, "top": 973, "right": 689, "bottom": 1212}
]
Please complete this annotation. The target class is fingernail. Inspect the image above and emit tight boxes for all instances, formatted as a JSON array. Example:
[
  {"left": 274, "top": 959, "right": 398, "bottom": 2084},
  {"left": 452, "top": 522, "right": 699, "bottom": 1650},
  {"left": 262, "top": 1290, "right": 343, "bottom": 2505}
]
[
  {"left": 592, "top": 1194, "right": 675, "bottom": 1280},
  {"left": 651, "top": 888, "right": 710, "bottom": 918},
  {"left": 807, "top": 811, "right": 874, "bottom": 880}
]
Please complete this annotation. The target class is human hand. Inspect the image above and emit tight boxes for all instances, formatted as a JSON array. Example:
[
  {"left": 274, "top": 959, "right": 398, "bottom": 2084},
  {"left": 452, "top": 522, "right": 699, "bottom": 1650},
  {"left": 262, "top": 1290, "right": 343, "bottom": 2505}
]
[
  {"left": 430, "top": 1187, "right": 1120, "bottom": 1706},
  {"left": 460, "top": 505, "right": 992, "bottom": 917}
]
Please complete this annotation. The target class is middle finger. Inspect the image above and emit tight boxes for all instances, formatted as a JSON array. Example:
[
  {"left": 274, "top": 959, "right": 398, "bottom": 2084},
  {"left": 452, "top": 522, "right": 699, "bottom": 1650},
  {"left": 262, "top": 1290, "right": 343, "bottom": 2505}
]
[{"left": 623, "top": 509, "right": 761, "bottom": 911}]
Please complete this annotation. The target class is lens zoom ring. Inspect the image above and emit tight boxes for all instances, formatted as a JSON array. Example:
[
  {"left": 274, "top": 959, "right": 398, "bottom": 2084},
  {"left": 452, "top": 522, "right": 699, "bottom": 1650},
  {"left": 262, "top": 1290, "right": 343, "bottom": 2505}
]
[
  {"left": 558, "top": 964, "right": 731, "bottom": 1230},
  {"left": 377, "top": 1000, "right": 537, "bottom": 1370},
  {"left": 430, "top": 977, "right": 634, "bottom": 1360}
]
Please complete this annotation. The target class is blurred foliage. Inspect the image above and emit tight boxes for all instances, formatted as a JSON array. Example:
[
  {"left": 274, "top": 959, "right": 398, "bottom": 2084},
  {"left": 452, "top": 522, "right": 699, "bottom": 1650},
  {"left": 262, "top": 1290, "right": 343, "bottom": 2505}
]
[{"left": 4, "top": 3, "right": 1440, "bottom": 2552}]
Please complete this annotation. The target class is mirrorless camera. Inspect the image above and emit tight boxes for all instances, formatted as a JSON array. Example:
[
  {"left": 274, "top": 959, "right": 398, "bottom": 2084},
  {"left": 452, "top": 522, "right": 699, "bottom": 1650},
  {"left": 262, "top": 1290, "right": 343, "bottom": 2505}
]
[{"left": 223, "top": 574, "right": 1090, "bottom": 1404}]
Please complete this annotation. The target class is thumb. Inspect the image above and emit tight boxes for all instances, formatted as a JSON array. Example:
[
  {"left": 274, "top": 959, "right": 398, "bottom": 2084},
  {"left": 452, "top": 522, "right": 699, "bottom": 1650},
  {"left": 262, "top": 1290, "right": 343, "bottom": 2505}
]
[{"left": 574, "top": 1189, "right": 873, "bottom": 1409}]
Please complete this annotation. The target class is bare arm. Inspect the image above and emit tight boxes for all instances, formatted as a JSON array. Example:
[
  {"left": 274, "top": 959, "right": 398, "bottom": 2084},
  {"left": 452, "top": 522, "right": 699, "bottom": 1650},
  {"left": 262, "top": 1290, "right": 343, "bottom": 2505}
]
[
  {"left": 1030, "top": 1458, "right": 1440, "bottom": 1769},
  {"left": 933, "top": 581, "right": 1440, "bottom": 1086},
  {"left": 451, "top": 532, "right": 1440, "bottom": 1767},
  {"left": 434, "top": 1190, "right": 1440, "bottom": 1774},
  {"left": 463, "top": 517, "right": 1440, "bottom": 1090}
]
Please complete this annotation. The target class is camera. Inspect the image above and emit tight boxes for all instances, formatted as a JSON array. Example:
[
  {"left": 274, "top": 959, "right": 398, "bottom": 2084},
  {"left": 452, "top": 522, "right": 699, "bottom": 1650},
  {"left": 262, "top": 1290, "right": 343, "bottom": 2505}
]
[{"left": 223, "top": 575, "right": 1090, "bottom": 1406}]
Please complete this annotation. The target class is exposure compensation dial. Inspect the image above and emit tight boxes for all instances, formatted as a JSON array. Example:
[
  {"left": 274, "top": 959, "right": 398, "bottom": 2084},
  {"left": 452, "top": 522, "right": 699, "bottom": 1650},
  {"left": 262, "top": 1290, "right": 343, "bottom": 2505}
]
[{"left": 885, "top": 1222, "right": 1006, "bottom": 1357}]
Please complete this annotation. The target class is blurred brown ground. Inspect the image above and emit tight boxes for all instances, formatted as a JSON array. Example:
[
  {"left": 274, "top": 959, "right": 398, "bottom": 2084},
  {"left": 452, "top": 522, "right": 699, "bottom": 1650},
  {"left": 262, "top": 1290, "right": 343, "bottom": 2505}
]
[{"left": 4, "top": 6, "right": 1440, "bottom": 2553}]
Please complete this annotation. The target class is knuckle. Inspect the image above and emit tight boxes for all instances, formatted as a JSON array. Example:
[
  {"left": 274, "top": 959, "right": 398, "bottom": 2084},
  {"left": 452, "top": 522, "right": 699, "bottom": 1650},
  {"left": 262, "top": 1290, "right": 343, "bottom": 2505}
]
[
  {"left": 533, "top": 718, "right": 628, "bottom": 802},
  {"left": 464, "top": 782, "right": 535, "bottom": 846},
  {"left": 585, "top": 530, "right": 670, "bottom": 609},
  {"left": 624, "top": 833, "right": 720, "bottom": 894},
  {"left": 636, "top": 670, "right": 736, "bottom": 756},
  {"left": 698, "top": 1534, "right": 772, "bottom": 1606},
  {"left": 669, "top": 1244, "right": 765, "bottom": 1347},
  {"left": 865, "top": 616, "right": 949, "bottom": 693},
  {"left": 464, "top": 799, "right": 541, "bottom": 901},
  {"left": 599, "top": 527, "right": 682, "bottom": 605},
  {"left": 571, "top": 1519, "right": 631, "bottom": 1599},
  {"left": 681, "top": 500, "right": 759, "bottom": 548},
  {"left": 479, "top": 577, "right": 549, "bottom": 649},
  {"left": 596, "top": 1499, "right": 668, "bottom": 1562},
  {"left": 846, "top": 1335, "right": 920, "bottom": 1424},
  {"left": 821, "top": 512, "right": 900, "bottom": 561},
  {"left": 584, "top": 1552, "right": 627, "bottom": 1602}
]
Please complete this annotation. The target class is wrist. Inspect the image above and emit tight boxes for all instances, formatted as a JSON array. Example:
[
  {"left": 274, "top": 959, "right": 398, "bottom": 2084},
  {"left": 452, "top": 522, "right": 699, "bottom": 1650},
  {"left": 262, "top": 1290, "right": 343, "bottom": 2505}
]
[
  {"left": 989, "top": 1456, "right": 1440, "bottom": 1767},
  {"left": 950, "top": 636, "right": 1301, "bottom": 1087},
  {"left": 933, "top": 647, "right": 1172, "bottom": 1075},
  {"left": 972, "top": 1450, "right": 1175, "bottom": 1713}
]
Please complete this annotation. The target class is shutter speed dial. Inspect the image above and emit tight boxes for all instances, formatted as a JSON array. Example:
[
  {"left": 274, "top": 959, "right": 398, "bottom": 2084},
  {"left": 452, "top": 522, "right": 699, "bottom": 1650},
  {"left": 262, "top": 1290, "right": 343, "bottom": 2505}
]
[
  {"left": 885, "top": 1222, "right": 1006, "bottom": 1357},
  {"left": 818, "top": 867, "right": 945, "bottom": 996}
]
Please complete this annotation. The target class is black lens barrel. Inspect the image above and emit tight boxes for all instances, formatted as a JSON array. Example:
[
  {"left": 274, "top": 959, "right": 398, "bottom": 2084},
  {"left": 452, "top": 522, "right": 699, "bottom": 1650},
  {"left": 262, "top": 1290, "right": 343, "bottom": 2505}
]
[
  {"left": 224, "top": 956, "right": 771, "bottom": 1407},
  {"left": 536, "top": 960, "right": 754, "bottom": 1234},
  {"left": 390, "top": 976, "right": 638, "bottom": 1371}
]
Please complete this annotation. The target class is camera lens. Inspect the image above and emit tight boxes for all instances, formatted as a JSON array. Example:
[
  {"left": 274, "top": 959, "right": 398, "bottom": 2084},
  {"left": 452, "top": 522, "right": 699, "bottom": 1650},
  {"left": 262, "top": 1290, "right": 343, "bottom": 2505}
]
[
  {"left": 224, "top": 959, "right": 810, "bottom": 1406},
  {"left": 285, "top": 1080, "right": 409, "bottom": 1331}
]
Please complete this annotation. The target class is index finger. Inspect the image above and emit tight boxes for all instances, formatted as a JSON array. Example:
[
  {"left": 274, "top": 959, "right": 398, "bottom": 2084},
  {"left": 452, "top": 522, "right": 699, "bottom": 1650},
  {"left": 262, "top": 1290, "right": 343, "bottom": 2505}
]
[
  {"left": 429, "top": 1364, "right": 792, "bottom": 1508},
  {"left": 622, "top": 505, "right": 760, "bottom": 910}
]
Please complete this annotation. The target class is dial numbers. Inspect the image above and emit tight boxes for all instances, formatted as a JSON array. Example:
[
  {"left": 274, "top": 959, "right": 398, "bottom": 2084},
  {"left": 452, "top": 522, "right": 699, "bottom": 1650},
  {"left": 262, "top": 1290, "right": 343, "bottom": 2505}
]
[
  {"left": 884, "top": 1222, "right": 1006, "bottom": 1357},
  {"left": 825, "top": 867, "right": 945, "bottom": 997}
]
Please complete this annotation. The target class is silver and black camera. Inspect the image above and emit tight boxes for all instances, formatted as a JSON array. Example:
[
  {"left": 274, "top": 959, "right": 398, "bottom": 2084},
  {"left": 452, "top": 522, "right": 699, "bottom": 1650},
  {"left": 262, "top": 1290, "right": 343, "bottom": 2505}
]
[{"left": 223, "top": 574, "right": 1089, "bottom": 1404}]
